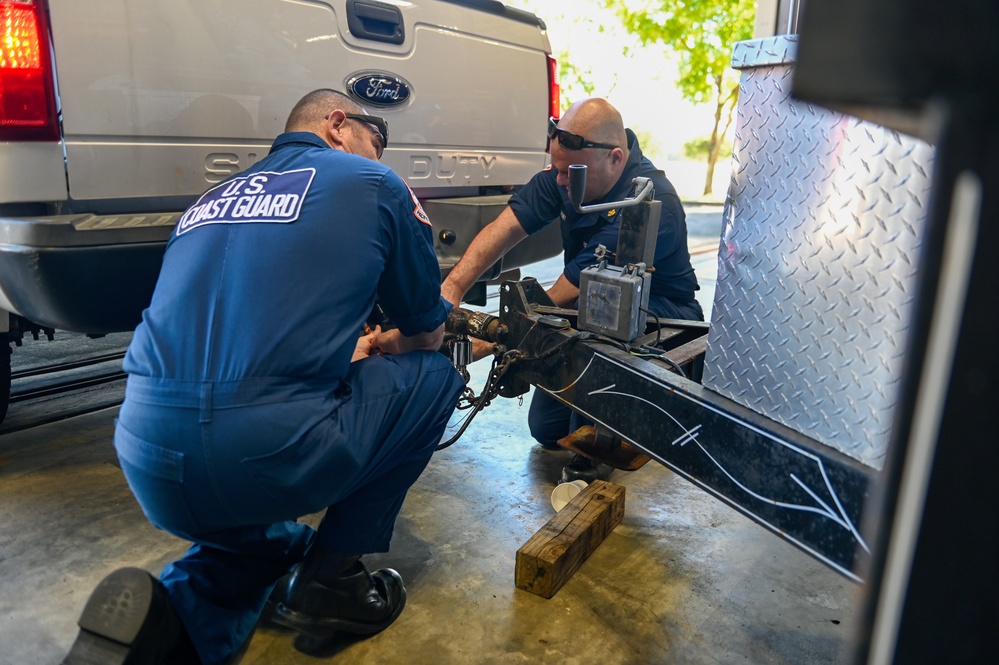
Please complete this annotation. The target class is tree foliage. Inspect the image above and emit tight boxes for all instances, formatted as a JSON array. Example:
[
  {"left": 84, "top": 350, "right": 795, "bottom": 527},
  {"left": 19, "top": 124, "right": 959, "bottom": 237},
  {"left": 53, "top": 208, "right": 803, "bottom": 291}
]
[
  {"left": 606, "top": 0, "right": 755, "bottom": 195},
  {"left": 632, "top": 128, "right": 662, "bottom": 157},
  {"left": 683, "top": 135, "right": 732, "bottom": 161},
  {"left": 610, "top": 0, "right": 755, "bottom": 102},
  {"left": 558, "top": 56, "right": 597, "bottom": 105}
]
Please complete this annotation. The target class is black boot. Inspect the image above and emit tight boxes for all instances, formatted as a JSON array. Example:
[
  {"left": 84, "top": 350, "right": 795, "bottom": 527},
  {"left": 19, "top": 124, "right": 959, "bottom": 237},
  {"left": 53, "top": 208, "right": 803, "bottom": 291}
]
[
  {"left": 561, "top": 454, "right": 613, "bottom": 484},
  {"left": 61, "top": 567, "right": 200, "bottom": 665},
  {"left": 258, "top": 572, "right": 293, "bottom": 629},
  {"left": 273, "top": 544, "right": 406, "bottom": 639}
]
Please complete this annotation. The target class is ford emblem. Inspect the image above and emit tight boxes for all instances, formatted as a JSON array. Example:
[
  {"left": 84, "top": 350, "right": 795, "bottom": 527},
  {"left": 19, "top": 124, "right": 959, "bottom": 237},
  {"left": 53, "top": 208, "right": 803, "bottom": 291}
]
[{"left": 346, "top": 71, "right": 412, "bottom": 108}]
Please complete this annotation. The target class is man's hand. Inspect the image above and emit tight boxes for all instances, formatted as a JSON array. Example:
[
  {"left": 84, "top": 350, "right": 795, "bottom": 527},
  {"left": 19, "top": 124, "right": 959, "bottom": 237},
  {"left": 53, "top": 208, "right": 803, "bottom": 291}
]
[
  {"left": 471, "top": 337, "right": 496, "bottom": 362},
  {"left": 352, "top": 326, "right": 381, "bottom": 362},
  {"left": 371, "top": 327, "right": 404, "bottom": 356}
]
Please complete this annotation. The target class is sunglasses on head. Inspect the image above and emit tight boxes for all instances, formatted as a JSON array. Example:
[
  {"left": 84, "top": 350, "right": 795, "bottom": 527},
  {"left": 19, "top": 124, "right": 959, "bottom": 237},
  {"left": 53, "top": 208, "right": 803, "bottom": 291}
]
[{"left": 547, "top": 117, "right": 617, "bottom": 151}]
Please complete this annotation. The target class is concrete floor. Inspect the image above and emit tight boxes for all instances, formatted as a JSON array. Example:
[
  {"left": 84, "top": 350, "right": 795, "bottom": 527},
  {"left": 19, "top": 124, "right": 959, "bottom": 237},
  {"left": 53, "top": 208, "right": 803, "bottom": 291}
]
[{"left": 0, "top": 374, "right": 857, "bottom": 665}]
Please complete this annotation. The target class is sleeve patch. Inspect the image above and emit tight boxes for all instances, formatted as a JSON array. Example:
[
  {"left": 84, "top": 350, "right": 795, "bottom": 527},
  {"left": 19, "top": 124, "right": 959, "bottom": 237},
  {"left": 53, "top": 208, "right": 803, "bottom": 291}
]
[
  {"left": 177, "top": 168, "right": 316, "bottom": 235},
  {"left": 407, "top": 185, "right": 432, "bottom": 226}
]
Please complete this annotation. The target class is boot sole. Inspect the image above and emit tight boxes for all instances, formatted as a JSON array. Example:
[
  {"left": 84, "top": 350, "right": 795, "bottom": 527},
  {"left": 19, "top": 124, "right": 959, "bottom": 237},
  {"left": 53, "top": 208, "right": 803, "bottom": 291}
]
[
  {"left": 62, "top": 568, "right": 154, "bottom": 665},
  {"left": 558, "top": 426, "right": 650, "bottom": 470}
]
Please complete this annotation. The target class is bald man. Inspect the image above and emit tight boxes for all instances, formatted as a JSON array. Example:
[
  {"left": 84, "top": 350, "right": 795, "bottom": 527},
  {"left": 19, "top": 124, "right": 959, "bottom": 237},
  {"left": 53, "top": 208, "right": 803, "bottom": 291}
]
[
  {"left": 61, "top": 89, "right": 464, "bottom": 665},
  {"left": 441, "top": 98, "right": 702, "bottom": 484}
]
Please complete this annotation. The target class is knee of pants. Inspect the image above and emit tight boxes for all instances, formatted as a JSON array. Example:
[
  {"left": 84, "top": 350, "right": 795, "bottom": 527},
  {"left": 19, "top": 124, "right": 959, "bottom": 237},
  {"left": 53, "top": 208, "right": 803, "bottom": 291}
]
[
  {"left": 527, "top": 391, "right": 570, "bottom": 446},
  {"left": 650, "top": 297, "right": 704, "bottom": 322}
]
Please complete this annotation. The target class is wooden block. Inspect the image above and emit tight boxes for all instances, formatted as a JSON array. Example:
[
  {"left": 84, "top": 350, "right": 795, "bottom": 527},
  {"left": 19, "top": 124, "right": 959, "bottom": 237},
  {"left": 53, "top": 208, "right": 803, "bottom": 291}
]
[{"left": 515, "top": 480, "right": 626, "bottom": 598}]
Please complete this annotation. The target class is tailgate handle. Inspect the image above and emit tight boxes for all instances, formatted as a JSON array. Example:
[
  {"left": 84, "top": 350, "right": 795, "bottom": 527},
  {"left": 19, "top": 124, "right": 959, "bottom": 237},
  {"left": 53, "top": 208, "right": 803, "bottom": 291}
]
[{"left": 347, "top": 0, "right": 405, "bottom": 45}]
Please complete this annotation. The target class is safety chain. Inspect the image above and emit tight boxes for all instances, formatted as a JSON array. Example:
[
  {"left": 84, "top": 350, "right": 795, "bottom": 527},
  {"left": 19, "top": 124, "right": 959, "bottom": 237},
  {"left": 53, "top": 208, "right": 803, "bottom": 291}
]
[{"left": 436, "top": 346, "right": 524, "bottom": 450}]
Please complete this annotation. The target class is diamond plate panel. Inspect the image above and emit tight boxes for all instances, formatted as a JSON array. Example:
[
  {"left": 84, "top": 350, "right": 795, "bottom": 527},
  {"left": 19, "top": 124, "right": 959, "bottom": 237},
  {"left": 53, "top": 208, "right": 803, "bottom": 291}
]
[
  {"left": 731, "top": 34, "right": 797, "bottom": 69},
  {"left": 703, "top": 39, "right": 935, "bottom": 470}
]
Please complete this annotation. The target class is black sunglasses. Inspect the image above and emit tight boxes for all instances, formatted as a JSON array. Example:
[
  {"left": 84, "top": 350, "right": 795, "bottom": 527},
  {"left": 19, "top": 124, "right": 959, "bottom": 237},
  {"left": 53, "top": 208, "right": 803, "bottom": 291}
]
[
  {"left": 547, "top": 117, "right": 617, "bottom": 151},
  {"left": 343, "top": 113, "right": 389, "bottom": 150}
]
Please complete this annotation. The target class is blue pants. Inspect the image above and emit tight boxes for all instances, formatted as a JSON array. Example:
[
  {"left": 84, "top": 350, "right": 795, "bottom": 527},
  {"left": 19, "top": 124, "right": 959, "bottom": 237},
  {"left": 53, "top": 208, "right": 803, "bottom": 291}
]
[
  {"left": 528, "top": 296, "right": 703, "bottom": 446},
  {"left": 114, "top": 351, "right": 463, "bottom": 665}
]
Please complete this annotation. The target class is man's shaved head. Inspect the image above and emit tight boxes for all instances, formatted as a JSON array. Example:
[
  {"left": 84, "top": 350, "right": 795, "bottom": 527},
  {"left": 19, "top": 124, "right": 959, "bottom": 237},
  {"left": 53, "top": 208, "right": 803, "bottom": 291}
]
[
  {"left": 548, "top": 98, "right": 630, "bottom": 202},
  {"left": 285, "top": 89, "right": 363, "bottom": 133},
  {"left": 559, "top": 98, "right": 627, "bottom": 149}
]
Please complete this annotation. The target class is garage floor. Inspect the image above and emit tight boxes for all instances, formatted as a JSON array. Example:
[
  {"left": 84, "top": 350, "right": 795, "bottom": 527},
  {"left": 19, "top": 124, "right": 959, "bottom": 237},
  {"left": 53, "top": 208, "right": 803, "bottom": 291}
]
[{"left": 0, "top": 381, "right": 857, "bottom": 665}]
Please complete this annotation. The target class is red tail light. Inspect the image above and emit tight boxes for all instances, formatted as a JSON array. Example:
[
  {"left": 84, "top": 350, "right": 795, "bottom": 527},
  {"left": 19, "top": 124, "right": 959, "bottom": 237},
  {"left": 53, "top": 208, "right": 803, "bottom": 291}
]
[
  {"left": 0, "top": 0, "right": 59, "bottom": 141},
  {"left": 546, "top": 53, "right": 560, "bottom": 121}
]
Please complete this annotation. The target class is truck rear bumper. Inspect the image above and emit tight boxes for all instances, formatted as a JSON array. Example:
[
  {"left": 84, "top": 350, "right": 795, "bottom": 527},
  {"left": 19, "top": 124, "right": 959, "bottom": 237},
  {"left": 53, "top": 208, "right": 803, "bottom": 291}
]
[
  {"left": 0, "top": 213, "right": 178, "bottom": 333},
  {"left": 424, "top": 195, "right": 562, "bottom": 280},
  {"left": 0, "top": 197, "right": 564, "bottom": 334}
]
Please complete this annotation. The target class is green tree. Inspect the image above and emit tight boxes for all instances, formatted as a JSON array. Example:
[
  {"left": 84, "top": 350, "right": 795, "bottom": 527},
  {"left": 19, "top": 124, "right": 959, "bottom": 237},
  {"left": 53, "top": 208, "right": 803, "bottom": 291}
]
[
  {"left": 633, "top": 128, "right": 662, "bottom": 157},
  {"left": 606, "top": 0, "right": 755, "bottom": 195},
  {"left": 558, "top": 56, "right": 596, "bottom": 107},
  {"left": 508, "top": 0, "right": 633, "bottom": 110},
  {"left": 683, "top": 135, "right": 732, "bottom": 161}
]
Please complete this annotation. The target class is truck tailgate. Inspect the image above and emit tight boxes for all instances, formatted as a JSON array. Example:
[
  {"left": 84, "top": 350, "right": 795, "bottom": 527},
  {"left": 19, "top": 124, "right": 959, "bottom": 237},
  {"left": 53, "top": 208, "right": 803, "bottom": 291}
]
[{"left": 47, "top": 0, "right": 552, "bottom": 201}]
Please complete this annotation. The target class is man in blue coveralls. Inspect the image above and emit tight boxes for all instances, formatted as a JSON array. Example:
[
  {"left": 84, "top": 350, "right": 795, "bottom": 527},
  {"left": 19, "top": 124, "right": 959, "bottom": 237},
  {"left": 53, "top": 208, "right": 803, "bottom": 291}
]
[
  {"left": 441, "top": 97, "right": 702, "bottom": 484},
  {"left": 61, "top": 89, "right": 465, "bottom": 665}
]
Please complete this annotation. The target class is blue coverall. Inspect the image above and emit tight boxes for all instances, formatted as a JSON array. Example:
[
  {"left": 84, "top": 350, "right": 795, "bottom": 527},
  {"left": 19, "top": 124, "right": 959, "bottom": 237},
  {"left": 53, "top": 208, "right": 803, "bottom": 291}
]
[
  {"left": 115, "top": 132, "right": 464, "bottom": 664},
  {"left": 508, "top": 129, "right": 703, "bottom": 446}
]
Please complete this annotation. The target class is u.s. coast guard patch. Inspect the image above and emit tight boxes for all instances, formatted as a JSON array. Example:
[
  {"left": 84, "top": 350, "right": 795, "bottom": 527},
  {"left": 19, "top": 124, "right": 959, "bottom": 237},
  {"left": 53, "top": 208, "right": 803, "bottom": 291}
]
[{"left": 176, "top": 168, "right": 316, "bottom": 235}]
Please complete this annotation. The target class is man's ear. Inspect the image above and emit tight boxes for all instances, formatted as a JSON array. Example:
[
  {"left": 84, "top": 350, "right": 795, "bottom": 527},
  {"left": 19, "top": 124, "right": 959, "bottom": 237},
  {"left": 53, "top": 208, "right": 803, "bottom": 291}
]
[
  {"left": 609, "top": 146, "right": 626, "bottom": 169},
  {"left": 324, "top": 109, "right": 348, "bottom": 149}
]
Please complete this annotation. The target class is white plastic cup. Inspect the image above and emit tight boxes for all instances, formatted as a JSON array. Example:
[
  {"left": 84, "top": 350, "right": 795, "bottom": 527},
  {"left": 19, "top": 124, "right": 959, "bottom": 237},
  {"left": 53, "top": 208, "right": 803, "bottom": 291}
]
[{"left": 550, "top": 480, "right": 589, "bottom": 512}]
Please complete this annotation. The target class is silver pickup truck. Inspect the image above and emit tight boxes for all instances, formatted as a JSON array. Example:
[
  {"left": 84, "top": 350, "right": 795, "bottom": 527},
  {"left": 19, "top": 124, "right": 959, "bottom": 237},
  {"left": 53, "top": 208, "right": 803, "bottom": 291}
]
[{"left": 0, "top": 0, "right": 561, "bottom": 421}]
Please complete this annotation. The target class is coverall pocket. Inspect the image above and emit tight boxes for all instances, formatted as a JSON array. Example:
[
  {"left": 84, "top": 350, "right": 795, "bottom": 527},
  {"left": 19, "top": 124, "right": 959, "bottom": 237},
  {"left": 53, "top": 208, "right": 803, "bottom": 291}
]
[
  {"left": 114, "top": 419, "right": 201, "bottom": 537},
  {"left": 239, "top": 417, "right": 352, "bottom": 520}
]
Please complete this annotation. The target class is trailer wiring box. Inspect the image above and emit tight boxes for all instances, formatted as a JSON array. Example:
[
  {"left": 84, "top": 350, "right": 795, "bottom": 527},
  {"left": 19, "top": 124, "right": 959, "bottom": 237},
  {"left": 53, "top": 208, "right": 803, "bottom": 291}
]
[{"left": 578, "top": 260, "right": 651, "bottom": 342}]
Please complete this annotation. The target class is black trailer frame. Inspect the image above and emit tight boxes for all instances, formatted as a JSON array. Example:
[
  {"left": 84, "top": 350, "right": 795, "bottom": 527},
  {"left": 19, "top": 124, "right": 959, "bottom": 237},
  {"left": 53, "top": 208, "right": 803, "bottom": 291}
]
[{"left": 490, "top": 279, "right": 873, "bottom": 582}]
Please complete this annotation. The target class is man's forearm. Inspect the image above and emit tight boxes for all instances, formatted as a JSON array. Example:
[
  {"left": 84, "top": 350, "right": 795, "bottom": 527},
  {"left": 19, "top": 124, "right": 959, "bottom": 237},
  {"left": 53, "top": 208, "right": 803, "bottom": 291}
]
[
  {"left": 396, "top": 325, "right": 444, "bottom": 353},
  {"left": 440, "top": 206, "right": 527, "bottom": 306},
  {"left": 546, "top": 274, "right": 580, "bottom": 308},
  {"left": 374, "top": 324, "right": 444, "bottom": 355}
]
